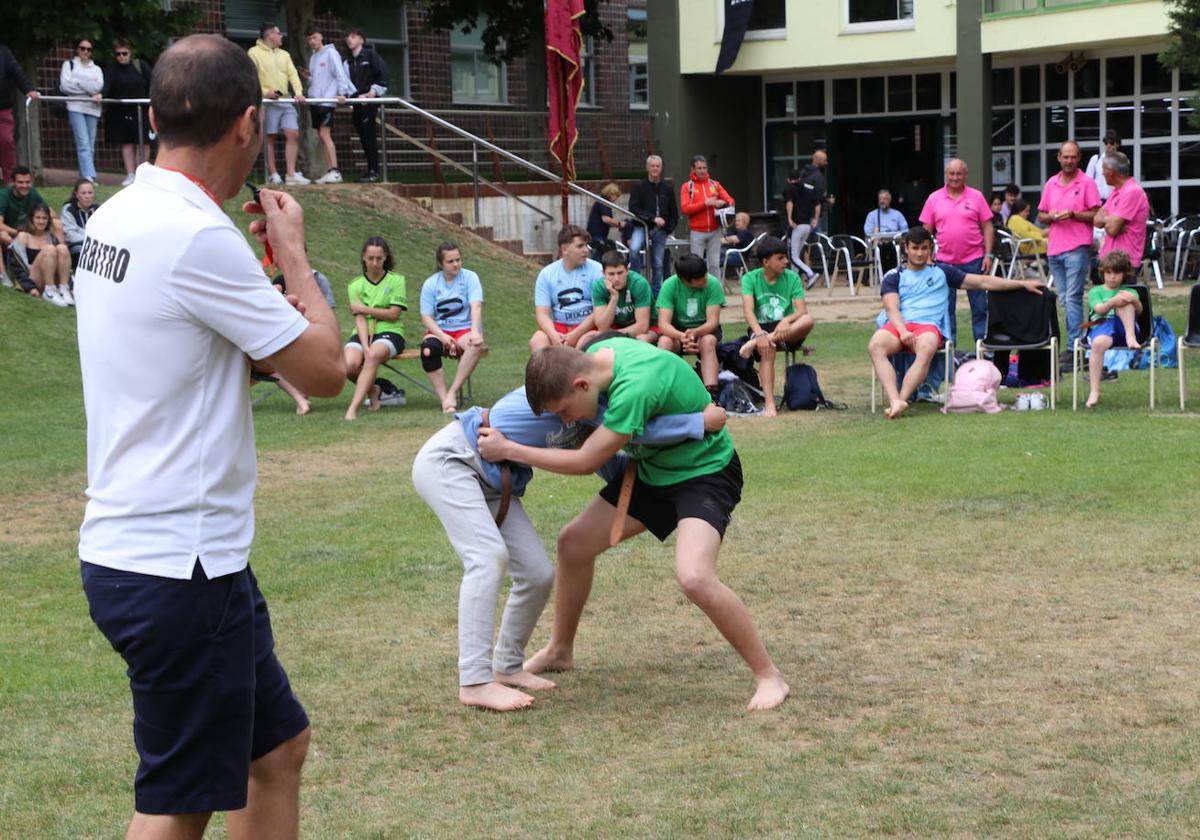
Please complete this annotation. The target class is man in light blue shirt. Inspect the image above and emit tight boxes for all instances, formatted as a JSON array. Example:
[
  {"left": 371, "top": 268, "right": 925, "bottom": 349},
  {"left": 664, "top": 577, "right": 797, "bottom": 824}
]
[
  {"left": 529, "top": 224, "right": 604, "bottom": 352},
  {"left": 863, "top": 189, "right": 909, "bottom": 238}
]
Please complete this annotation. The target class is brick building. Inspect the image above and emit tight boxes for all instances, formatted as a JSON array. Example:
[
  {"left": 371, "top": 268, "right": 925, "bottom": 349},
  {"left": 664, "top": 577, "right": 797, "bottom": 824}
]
[{"left": 32, "top": 0, "right": 653, "bottom": 183}]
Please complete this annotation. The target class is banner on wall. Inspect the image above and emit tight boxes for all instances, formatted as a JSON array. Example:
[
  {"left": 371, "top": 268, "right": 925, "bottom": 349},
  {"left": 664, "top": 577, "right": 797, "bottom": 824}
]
[{"left": 716, "top": 0, "right": 755, "bottom": 74}]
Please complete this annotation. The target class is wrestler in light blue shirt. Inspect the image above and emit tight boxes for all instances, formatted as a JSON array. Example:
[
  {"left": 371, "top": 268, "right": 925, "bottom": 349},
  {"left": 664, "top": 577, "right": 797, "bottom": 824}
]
[
  {"left": 875, "top": 262, "right": 968, "bottom": 338},
  {"left": 533, "top": 257, "right": 603, "bottom": 326},
  {"left": 420, "top": 267, "right": 484, "bottom": 333},
  {"left": 863, "top": 207, "right": 909, "bottom": 238},
  {"left": 456, "top": 386, "right": 706, "bottom": 495}
]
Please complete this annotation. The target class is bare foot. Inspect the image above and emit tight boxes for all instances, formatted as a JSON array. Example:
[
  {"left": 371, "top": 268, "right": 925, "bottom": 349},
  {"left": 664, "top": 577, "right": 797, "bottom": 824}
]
[
  {"left": 367, "top": 384, "right": 382, "bottom": 412},
  {"left": 738, "top": 342, "right": 755, "bottom": 360},
  {"left": 459, "top": 682, "right": 535, "bottom": 712},
  {"left": 746, "top": 672, "right": 790, "bottom": 712},
  {"left": 294, "top": 398, "right": 311, "bottom": 416},
  {"left": 884, "top": 398, "right": 909, "bottom": 419},
  {"left": 524, "top": 645, "right": 574, "bottom": 674},
  {"left": 762, "top": 404, "right": 778, "bottom": 418},
  {"left": 442, "top": 392, "right": 458, "bottom": 413},
  {"left": 343, "top": 407, "right": 359, "bottom": 421},
  {"left": 1126, "top": 339, "right": 1142, "bottom": 350},
  {"left": 496, "top": 670, "right": 557, "bottom": 691},
  {"left": 1085, "top": 391, "right": 1100, "bottom": 408}
]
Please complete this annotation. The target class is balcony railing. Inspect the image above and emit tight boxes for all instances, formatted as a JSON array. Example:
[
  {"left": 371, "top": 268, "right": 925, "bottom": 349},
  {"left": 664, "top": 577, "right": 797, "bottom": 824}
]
[{"left": 984, "top": 0, "right": 1138, "bottom": 18}]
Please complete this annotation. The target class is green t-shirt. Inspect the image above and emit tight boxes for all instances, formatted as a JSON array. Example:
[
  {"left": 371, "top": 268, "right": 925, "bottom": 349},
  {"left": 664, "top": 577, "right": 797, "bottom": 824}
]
[
  {"left": 588, "top": 337, "right": 734, "bottom": 486},
  {"left": 348, "top": 271, "right": 407, "bottom": 338},
  {"left": 657, "top": 273, "right": 725, "bottom": 330},
  {"left": 1087, "top": 285, "right": 1137, "bottom": 322},
  {"left": 740, "top": 267, "right": 804, "bottom": 325},
  {"left": 590, "top": 270, "right": 652, "bottom": 328},
  {"left": 0, "top": 186, "right": 46, "bottom": 228}
]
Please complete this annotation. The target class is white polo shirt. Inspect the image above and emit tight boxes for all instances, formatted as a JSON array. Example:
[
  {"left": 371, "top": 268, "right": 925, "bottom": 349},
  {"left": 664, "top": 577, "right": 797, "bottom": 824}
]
[{"left": 76, "top": 163, "right": 308, "bottom": 579}]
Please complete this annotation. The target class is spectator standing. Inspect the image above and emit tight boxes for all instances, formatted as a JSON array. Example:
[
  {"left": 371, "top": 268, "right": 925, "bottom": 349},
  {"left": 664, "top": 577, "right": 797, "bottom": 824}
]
[
  {"left": 1094, "top": 150, "right": 1149, "bottom": 271},
  {"left": 0, "top": 44, "right": 39, "bottom": 183},
  {"left": 802, "top": 149, "right": 831, "bottom": 232},
  {"left": 305, "top": 25, "right": 354, "bottom": 184},
  {"left": 60, "top": 39, "right": 104, "bottom": 183},
  {"left": 61, "top": 177, "right": 99, "bottom": 265},
  {"left": 75, "top": 36, "right": 343, "bottom": 838},
  {"left": 1086, "top": 130, "right": 1120, "bottom": 201},
  {"left": 627, "top": 154, "right": 678, "bottom": 296},
  {"left": 1038, "top": 140, "right": 1100, "bottom": 359},
  {"left": 102, "top": 40, "right": 153, "bottom": 186},
  {"left": 680, "top": 155, "right": 733, "bottom": 279},
  {"left": 344, "top": 28, "right": 388, "bottom": 183},
  {"left": 586, "top": 182, "right": 622, "bottom": 257},
  {"left": 248, "top": 23, "right": 309, "bottom": 185},
  {"left": 919, "top": 158, "right": 995, "bottom": 345},
  {"left": 782, "top": 169, "right": 820, "bottom": 283},
  {"left": 419, "top": 241, "right": 487, "bottom": 413}
]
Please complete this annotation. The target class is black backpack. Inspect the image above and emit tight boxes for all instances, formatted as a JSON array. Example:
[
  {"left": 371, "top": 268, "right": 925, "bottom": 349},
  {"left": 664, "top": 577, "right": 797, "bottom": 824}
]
[{"left": 783, "top": 363, "right": 837, "bottom": 410}]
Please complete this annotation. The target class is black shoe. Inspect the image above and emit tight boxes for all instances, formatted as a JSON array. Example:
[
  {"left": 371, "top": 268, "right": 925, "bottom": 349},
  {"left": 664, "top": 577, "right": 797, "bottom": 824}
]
[
  {"left": 361, "top": 172, "right": 381, "bottom": 183},
  {"left": 1102, "top": 369, "right": 1118, "bottom": 382}
]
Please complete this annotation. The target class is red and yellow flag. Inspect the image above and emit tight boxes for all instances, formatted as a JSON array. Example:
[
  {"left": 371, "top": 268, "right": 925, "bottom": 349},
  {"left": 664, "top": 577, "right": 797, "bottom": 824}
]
[{"left": 546, "top": 0, "right": 585, "bottom": 180}]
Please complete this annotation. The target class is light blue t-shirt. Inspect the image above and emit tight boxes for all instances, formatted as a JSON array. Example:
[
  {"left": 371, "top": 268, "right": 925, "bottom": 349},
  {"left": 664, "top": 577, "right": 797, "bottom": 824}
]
[
  {"left": 876, "top": 262, "right": 968, "bottom": 337},
  {"left": 533, "top": 257, "right": 603, "bottom": 326},
  {"left": 419, "top": 268, "right": 484, "bottom": 333},
  {"left": 863, "top": 207, "right": 909, "bottom": 237}
]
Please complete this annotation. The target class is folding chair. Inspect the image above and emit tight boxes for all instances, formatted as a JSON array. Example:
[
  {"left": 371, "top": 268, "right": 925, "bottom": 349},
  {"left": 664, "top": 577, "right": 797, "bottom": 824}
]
[
  {"left": 1177, "top": 282, "right": 1200, "bottom": 410},
  {"left": 1138, "top": 222, "right": 1165, "bottom": 289},
  {"left": 721, "top": 232, "right": 766, "bottom": 295},
  {"left": 975, "top": 288, "right": 1060, "bottom": 409},
  {"left": 1071, "top": 284, "right": 1158, "bottom": 410},
  {"left": 822, "top": 234, "right": 870, "bottom": 296},
  {"left": 870, "top": 340, "right": 955, "bottom": 413}
]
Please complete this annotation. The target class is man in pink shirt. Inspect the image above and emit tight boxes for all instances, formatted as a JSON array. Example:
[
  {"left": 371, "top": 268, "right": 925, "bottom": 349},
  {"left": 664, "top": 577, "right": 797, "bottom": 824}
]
[
  {"left": 1095, "top": 150, "right": 1149, "bottom": 272},
  {"left": 920, "top": 159, "right": 995, "bottom": 346},
  {"left": 1038, "top": 140, "right": 1101, "bottom": 359}
]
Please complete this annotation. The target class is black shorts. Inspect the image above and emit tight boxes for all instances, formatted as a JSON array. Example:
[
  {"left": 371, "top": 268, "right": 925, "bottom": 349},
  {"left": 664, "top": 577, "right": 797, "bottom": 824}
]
[
  {"left": 750, "top": 321, "right": 806, "bottom": 355},
  {"left": 309, "top": 105, "right": 335, "bottom": 128},
  {"left": 81, "top": 562, "right": 309, "bottom": 815},
  {"left": 665, "top": 326, "right": 723, "bottom": 351},
  {"left": 599, "top": 451, "right": 742, "bottom": 541},
  {"left": 345, "top": 331, "right": 405, "bottom": 356}
]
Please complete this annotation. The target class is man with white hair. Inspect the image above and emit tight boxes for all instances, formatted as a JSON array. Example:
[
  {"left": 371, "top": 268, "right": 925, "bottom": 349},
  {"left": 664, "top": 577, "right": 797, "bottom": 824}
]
[
  {"left": 627, "top": 155, "right": 678, "bottom": 297},
  {"left": 1094, "top": 150, "right": 1149, "bottom": 271}
]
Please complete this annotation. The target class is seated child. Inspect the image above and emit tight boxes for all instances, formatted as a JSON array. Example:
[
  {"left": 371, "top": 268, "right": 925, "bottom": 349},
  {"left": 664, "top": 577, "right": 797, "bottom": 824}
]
[
  {"left": 720, "top": 211, "right": 754, "bottom": 273},
  {"left": 419, "top": 240, "right": 487, "bottom": 413},
  {"left": 737, "top": 236, "right": 814, "bottom": 416},
  {"left": 344, "top": 236, "right": 407, "bottom": 420},
  {"left": 1084, "top": 249, "right": 1142, "bottom": 408},
  {"left": 656, "top": 253, "right": 726, "bottom": 399},
  {"left": 868, "top": 227, "right": 1046, "bottom": 419},
  {"left": 591, "top": 250, "right": 655, "bottom": 342}
]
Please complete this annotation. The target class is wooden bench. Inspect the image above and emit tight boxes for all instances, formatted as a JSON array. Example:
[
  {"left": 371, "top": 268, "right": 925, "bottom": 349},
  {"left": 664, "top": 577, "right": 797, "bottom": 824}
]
[{"left": 382, "top": 349, "right": 474, "bottom": 402}]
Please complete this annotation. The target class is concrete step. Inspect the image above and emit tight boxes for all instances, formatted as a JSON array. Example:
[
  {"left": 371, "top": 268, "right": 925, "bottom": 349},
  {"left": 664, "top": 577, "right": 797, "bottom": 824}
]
[
  {"left": 466, "top": 225, "right": 495, "bottom": 241},
  {"left": 438, "top": 211, "right": 464, "bottom": 225},
  {"left": 494, "top": 239, "right": 526, "bottom": 256},
  {"left": 527, "top": 252, "right": 556, "bottom": 266}
]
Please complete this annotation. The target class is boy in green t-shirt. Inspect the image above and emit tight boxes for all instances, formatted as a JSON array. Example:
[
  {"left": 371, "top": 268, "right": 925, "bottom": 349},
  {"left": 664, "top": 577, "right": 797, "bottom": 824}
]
[
  {"left": 591, "top": 250, "right": 655, "bottom": 342},
  {"left": 343, "top": 236, "right": 408, "bottom": 420},
  {"left": 475, "top": 338, "right": 790, "bottom": 712},
  {"left": 1084, "top": 249, "right": 1142, "bottom": 408},
  {"left": 737, "top": 236, "right": 814, "bottom": 416},
  {"left": 656, "top": 252, "right": 726, "bottom": 397}
]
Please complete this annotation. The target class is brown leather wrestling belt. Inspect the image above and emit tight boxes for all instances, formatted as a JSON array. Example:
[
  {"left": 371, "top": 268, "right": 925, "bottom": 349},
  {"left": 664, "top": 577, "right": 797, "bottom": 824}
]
[
  {"left": 479, "top": 408, "right": 512, "bottom": 527},
  {"left": 609, "top": 458, "right": 636, "bottom": 547}
]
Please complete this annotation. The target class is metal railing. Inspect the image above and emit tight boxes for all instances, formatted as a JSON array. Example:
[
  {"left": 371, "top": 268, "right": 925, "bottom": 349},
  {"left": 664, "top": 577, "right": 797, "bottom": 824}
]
[{"left": 24, "top": 94, "right": 648, "bottom": 263}]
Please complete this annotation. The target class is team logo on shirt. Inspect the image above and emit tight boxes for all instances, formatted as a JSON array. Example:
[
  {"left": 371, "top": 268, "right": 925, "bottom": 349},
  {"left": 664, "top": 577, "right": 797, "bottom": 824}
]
[
  {"left": 557, "top": 288, "right": 586, "bottom": 308},
  {"left": 436, "top": 297, "right": 465, "bottom": 319}
]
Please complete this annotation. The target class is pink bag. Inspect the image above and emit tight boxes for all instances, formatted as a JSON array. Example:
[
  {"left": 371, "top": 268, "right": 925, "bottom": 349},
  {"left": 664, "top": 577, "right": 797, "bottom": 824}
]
[{"left": 941, "top": 359, "right": 1003, "bottom": 414}]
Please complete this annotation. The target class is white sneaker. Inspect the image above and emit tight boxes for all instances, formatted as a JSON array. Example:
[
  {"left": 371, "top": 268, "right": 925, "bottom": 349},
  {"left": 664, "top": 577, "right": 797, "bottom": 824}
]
[
  {"left": 58, "top": 285, "right": 76, "bottom": 306},
  {"left": 1028, "top": 392, "right": 1048, "bottom": 411},
  {"left": 0, "top": 271, "right": 12, "bottom": 288},
  {"left": 285, "top": 172, "right": 311, "bottom": 185},
  {"left": 267, "top": 172, "right": 283, "bottom": 185},
  {"left": 1013, "top": 393, "right": 1031, "bottom": 411},
  {"left": 121, "top": 173, "right": 135, "bottom": 187},
  {"left": 316, "top": 169, "right": 343, "bottom": 184},
  {"left": 42, "top": 286, "right": 69, "bottom": 307}
]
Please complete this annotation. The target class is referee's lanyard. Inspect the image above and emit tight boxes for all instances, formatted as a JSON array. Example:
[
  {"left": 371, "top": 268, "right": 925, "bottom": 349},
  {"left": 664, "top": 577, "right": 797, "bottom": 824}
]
[{"left": 157, "top": 165, "right": 220, "bottom": 207}]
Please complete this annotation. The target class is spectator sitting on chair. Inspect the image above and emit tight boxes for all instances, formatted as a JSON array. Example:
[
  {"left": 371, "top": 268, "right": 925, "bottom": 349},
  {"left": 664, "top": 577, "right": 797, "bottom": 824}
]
[
  {"left": 419, "top": 240, "right": 487, "bottom": 413},
  {"left": 719, "top": 211, "right": 754, "bottom": 274},
  {"left": 868, "top": 227, "right": 1045, "bottom": 420},
  {"left": 344, "top": 236, "right": 407, "bottom": 420},
  {"left": 1006, "top": 199, "right": 1047, "bottom": 256},
  {"left": 587, "top": 182, "right": 622, "bottom": 259},
  {"left": 7, "top": 202, "right": 72, "bottom": 305},
  {"left": 656, "top": 252, "right": 725, "bottom": 399},
  {"left": 999, "top": 184, "right": 1021, "bottom": 224},
  {"left": 737, "top": 236, "right": 814, "bottom": 417},
  {"left": 248, "top": 23, "right": 309, "bottom": 185},
  {"left": 102, "top": 40, "right": 153, "bottom": 186},
  {"left": 529, "top": 224, "right": 603, "bottom": 352},
  {"left": 592, "top": 249, "right": 654, "bottom": 342},
  {"left": 1083, "top": 249, "right": 1142, "bottom": 409},
  {"left": 61, "top": 178, "right": 99, "bottom": 267},
  {"left": 989, "top": 193, "right": 1005, "bottom": 230},
  {"left": 864, "top": 189, "right": 908, "bottom": 239}
]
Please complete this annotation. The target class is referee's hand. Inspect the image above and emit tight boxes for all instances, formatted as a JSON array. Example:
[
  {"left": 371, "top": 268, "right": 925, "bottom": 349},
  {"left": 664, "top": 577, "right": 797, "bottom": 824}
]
[{"left": 246, "top": 189, "right": 305, "bottom": 267}]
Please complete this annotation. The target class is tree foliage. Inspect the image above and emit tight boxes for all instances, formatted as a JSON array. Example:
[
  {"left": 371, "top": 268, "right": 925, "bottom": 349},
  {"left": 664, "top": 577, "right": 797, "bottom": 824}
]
[
  {"left": 7, "top": 0, "right": 202, "bottom": 72},
  {"left": 1162, "top": 0, "right": 1200, "bottom": 129},
  {"left": 419, "top": 0, "right": 613, "bottom": 63}
]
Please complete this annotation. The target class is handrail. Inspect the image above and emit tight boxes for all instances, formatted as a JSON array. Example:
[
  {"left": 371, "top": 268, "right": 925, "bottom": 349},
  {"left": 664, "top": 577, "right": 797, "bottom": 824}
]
[{"left": 24, "top": 94, "right": 651, "bottom": 265}]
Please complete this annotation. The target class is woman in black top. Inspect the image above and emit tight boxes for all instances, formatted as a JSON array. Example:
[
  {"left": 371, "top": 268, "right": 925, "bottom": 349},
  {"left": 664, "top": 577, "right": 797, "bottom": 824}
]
[{"left": 102, "top": 40, "right": 153, "bottom": 186}]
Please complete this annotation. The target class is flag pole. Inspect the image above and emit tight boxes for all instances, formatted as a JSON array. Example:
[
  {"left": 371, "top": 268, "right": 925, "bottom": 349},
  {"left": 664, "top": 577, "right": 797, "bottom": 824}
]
[{"left": 559, "top": 81, "right": 569, "bottom": 225}]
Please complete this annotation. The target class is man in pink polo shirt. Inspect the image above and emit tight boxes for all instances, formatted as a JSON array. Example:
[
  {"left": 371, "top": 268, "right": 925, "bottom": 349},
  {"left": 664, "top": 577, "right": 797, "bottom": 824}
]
[
  {"left": 1038, "top": 140, "right": 1101, "bottom": 361},
  {"left": 1095, "top": 150, "right": 1149, "bottom": 273},
  {"left": 919, "top": 158, "right": 994, "bottom": 347}
]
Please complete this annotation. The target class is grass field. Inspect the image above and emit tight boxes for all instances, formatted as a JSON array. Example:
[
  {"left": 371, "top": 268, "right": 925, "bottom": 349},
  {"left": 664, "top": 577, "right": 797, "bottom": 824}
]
[{"left": 3, "top": 185, "right": 1200, "bottom": 838}]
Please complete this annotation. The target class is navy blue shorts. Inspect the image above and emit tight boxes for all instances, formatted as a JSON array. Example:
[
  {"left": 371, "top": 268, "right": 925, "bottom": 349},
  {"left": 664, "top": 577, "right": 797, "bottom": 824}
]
[
  {"left": 1089, "top": 317, "right": 1140, "bottom": 346},
  {"left": 81, "top": 561, "right": 309, "bottom": 815}
]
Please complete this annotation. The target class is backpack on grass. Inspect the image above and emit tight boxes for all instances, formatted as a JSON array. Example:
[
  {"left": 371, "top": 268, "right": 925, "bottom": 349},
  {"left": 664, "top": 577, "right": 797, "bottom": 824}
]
[
  {"left": 941, "top": 359, "right": 1002, "bottom": 414},
  {"left": 783, "top": 363, "right": 840, "bottom": 410}
]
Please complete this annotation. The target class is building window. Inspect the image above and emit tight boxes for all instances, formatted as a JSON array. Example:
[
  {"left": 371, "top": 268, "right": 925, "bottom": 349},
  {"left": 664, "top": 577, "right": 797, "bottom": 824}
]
[
  {"left": 627, "top": 6, "right": 648, "bottom": 110},
  {"left": 748, "top": 0, "right": 786, "bottom": 30},
  {"left": 580, "top": 37, "right": 596, "bottom": 107},
  {"left": 450, "top": 19, "right": 506, "bottom": 104},
  {"left": 844, "top": 0, "right": 914, "bottom": 30},
  {"left": 343, "top": 0, "right": 409, "bottom": 99}
]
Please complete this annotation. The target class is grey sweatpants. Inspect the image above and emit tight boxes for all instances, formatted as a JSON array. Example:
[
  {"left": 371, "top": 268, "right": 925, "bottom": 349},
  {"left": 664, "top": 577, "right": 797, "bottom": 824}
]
[
  {"left": 412, "top": 421, "right": 554, "bottom": 686},
  {"left": 789, "top": 224, "right": 817, "bottom": 279},
  {"left": 690, "top": 229, "right": 723, "bottom": 279}
]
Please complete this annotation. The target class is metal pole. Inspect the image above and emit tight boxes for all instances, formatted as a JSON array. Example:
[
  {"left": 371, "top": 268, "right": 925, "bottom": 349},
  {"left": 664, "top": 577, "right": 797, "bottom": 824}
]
[
  {"left": 136, "top": 107, "right": 144, "bottom": 167},
  {"left": 379, "top": 103, "right": 387, "bottom": 183},
  {"left": 472, "top": 144, "right": 480, "bottom": 225},
  {"left": 24, "top": 98, "right": 34, "bottom": 173},
  {"left": 262, "top": 121, "right": 269, "bottom": 183}
]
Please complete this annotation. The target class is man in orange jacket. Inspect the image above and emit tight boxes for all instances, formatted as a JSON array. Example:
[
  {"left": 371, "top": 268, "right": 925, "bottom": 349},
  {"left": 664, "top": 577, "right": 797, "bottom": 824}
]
[{"left": 680, "top": 155, "right": 734, "bottom": 280}]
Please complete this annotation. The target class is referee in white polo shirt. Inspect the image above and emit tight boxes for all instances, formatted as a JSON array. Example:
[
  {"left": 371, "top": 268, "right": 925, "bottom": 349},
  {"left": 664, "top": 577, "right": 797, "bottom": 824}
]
[{"left": 75, "top": 34, "right": 343, "bottom": 839}]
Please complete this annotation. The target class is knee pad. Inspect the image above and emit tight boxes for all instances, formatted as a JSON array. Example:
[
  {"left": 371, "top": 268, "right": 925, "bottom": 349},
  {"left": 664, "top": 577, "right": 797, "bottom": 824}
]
[{"left": 420, "top": 336, "right": 444, "bottom": 372}]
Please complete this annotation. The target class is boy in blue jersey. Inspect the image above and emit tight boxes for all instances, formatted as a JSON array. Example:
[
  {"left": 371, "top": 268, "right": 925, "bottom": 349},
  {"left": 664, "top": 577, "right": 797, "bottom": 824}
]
[
  {"left": 529, "top": 224, "right": 604, "bottom": 352},
  {"left": 869, "top": 227, "right": 1045, "bottom": 419}
]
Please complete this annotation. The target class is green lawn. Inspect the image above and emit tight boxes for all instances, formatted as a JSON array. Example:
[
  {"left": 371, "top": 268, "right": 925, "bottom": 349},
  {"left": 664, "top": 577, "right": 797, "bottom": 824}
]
[{"left": 3, "top": 186, "right": 1200, "bottom": 837}]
